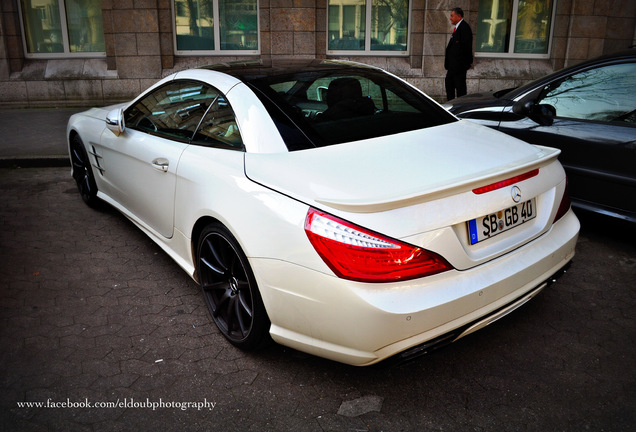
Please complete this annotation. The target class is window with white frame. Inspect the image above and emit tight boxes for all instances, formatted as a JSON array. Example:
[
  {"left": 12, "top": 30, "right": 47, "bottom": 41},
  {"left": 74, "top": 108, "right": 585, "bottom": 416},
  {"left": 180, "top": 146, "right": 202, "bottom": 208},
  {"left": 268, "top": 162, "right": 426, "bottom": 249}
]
[
  {"left": 173, "top": 0, "right": 259, "bottom": 54},
  {"left": 327, "top": 0, "right": 410, "bottom": 55},
  {"left": 19, "top": 0, "right": 105, "bottom": 56},
  {"left": 475, "top": 0, "right": 556, "bottom": 58}
]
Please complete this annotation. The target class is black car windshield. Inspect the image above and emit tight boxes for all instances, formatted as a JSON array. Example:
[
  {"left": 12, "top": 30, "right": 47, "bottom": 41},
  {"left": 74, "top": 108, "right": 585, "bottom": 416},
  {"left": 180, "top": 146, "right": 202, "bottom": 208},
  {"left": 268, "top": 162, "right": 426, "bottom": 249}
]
[{"left": 241, "top": 67, "right": 456, "bottom": 150}]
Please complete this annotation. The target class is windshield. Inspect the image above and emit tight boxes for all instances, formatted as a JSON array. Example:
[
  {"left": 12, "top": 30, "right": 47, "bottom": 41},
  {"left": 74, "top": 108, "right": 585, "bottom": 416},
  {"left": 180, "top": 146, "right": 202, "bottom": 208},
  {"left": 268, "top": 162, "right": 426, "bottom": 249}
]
[{"left": 246, "top": 68, "right": 456, "bottom": 150}]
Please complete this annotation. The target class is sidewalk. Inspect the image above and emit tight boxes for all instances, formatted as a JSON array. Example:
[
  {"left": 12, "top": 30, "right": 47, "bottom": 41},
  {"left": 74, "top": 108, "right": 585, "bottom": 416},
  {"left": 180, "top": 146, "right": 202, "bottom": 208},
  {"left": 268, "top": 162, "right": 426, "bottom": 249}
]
[{"left": 0, "top": 108, "right": 82, "bottom": 167}]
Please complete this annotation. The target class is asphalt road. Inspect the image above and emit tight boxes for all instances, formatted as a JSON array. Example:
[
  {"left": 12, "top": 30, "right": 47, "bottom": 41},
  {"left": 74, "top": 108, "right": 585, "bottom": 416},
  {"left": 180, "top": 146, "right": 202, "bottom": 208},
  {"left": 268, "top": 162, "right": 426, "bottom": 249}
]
[{"left": 1, "top": 167, "right": 634, "bottom": 431}]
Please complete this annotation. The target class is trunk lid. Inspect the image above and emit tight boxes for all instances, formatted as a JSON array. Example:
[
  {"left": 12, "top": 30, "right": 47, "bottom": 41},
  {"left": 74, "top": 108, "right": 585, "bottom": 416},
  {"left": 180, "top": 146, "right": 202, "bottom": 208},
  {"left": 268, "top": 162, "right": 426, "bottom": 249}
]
[
  {"left": 245, "top": 121, "right": 558, "bottom": 213},
  {"left": 245, "top": 120, "right": 563, "bottom": 269}
]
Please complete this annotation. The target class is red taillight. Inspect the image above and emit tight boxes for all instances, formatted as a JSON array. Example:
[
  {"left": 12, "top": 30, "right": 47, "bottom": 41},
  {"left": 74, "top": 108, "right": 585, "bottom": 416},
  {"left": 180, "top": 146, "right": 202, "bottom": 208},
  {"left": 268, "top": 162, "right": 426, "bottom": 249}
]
[
  {"left": 472, "top": 169, "right": 539, "bottom": 195},
  {"left": 304, "top": 208, "right": 453, "bottom": 283},
  {"left": 553, "top": 179, "right": 572, "bottom": 223}
]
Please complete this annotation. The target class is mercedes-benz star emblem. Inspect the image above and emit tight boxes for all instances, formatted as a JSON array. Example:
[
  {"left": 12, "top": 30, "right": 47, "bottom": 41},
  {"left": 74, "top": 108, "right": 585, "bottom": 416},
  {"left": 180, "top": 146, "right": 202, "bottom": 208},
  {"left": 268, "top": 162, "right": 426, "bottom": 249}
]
[{"left": 511, "top": 186, "right": 522, "bottom": 203}]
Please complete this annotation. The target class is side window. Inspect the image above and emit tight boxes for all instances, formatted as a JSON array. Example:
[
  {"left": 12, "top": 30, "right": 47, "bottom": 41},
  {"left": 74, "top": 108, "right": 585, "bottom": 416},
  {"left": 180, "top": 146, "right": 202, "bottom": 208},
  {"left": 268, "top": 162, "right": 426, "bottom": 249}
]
[
  {"left": 125, "top": 81, "right": 219, "bottom": 140},
  {"left": 538, "top": 63, "right": 636, "bottom": 124},
  {"left": 191, "top": 96, "right": 244, "bottom": 150}
]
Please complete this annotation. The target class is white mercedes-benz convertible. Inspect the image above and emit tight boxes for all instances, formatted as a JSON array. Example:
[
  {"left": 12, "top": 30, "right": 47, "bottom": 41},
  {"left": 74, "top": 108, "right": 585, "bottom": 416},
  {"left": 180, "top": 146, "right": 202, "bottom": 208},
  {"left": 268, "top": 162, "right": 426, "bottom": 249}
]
[{"left": 67, "top": 60, "right": 579, "bottom": 366}]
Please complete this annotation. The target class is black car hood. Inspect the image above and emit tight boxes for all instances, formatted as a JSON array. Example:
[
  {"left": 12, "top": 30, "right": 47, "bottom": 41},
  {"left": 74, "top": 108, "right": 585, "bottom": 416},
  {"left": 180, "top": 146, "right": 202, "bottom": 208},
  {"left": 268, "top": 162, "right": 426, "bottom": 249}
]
[{"left": 445, "top": 90, "right": 514, "bottom": 115}]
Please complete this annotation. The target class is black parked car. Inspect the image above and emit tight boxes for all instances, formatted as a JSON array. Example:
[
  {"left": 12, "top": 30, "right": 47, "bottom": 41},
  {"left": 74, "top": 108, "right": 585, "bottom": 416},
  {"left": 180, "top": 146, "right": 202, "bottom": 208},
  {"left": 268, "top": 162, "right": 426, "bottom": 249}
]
[{"left": 445, "top": 49, "right": 636, "bottom": 223}]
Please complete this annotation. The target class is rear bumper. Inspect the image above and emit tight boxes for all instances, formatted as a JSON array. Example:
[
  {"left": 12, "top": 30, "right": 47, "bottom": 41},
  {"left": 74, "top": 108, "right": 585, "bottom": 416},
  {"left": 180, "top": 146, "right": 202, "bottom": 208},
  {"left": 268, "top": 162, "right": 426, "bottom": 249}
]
[
  {"left": 387, "top": 262, "right": 570, "bottom": 366},
  {"left": 252, "top": 209, "right": 579, "bottom": 366}
]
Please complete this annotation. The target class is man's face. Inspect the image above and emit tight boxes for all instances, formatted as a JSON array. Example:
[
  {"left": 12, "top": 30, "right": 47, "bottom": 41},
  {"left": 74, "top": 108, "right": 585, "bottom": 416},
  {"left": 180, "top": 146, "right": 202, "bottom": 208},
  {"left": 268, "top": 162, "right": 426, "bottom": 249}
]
[{"left": 450, "top": 11, "right": 461, "bottom": 26}]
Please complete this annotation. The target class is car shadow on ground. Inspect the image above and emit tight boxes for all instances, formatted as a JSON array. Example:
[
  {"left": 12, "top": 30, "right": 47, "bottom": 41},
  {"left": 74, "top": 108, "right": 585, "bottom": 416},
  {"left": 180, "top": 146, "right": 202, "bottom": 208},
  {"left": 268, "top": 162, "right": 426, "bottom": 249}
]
[{"left": 575, "top": 208, "right": 636, "bottom": 246}]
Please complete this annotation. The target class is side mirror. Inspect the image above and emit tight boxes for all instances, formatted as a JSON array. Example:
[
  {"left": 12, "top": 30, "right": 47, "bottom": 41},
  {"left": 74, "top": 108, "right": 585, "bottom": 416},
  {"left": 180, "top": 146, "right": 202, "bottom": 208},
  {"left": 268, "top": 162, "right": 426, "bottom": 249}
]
[
  {"left": 531, "top": 104, "right": 556, "bottom": 126},
  {"left": 106, "top": 108, "right": 125, "bottom": 136},
  {"left": 512, "top": 100, "right": 533, "bottom": 116},
  {"left": 512, "top": 100, "right": 555, "bottom": 126}
]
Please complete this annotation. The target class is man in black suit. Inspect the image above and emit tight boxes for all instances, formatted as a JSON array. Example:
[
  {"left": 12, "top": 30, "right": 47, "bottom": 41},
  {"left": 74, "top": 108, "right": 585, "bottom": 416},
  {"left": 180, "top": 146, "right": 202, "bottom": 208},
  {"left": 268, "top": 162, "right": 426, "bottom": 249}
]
[{"left": 444, "top": 7, "right": 473, "bottom": 101}]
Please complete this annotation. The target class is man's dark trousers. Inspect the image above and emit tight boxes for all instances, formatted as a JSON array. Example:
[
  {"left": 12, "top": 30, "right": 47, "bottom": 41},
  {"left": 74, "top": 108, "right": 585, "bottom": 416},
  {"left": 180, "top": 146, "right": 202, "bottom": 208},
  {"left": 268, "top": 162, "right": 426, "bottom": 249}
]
[
  {"left": 445, "top": 70, "right": 467, "bottom": 101},
  {"left": 445, "top": 19, "right": 472, "bottom": 101}
]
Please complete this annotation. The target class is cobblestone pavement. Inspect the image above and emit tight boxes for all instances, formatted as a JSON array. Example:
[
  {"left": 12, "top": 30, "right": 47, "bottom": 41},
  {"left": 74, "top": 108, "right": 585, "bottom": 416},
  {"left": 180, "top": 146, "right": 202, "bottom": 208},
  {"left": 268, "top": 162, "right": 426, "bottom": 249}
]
[{"left": 1, "top": 167, "right": 635, "bottom": 431}]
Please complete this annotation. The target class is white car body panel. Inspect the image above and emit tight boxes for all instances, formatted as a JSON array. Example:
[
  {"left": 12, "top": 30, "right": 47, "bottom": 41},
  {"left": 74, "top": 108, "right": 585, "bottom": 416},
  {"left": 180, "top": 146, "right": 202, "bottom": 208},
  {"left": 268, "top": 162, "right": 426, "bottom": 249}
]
[
  {"left": 97, "top": 128, "right": 188, "bottom": 238},
  {"left": 246, "top": 120, "right": 553, "bottom": 213},
  {"left": 252, "top": 211, "right": 578, "bottom": 365},
  {"left": 66, "top": 61, "right": 580, "bottom": 366},
  {"left": 226, "top": 83, "right": 289, "bottom": 154},
  {"left": 245, "top": 120, "right": 566, "bottom": 271}
]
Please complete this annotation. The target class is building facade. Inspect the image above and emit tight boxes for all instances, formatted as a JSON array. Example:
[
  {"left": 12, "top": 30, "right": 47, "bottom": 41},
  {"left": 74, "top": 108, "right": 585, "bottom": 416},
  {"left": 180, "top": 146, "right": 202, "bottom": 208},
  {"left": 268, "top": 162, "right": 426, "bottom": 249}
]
[{"left": 1, "top": 0, "right": 635, "bottom": 107}]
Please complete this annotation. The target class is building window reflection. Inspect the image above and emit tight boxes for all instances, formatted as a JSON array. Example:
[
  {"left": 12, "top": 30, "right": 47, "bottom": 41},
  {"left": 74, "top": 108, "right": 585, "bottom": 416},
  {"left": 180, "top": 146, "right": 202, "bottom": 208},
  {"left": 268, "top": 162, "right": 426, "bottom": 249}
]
[
  {"left": 174, "top": 0, "right": 259, "bottom": 54},
  {"left": 475, "top": 0, "right": 555, "bottom": 57},
  {"left": 327, "top": 0, "right": 409, "bottom": 55},
  {"left": 19, "top": 0, "right": 105, "bottom": 56}
]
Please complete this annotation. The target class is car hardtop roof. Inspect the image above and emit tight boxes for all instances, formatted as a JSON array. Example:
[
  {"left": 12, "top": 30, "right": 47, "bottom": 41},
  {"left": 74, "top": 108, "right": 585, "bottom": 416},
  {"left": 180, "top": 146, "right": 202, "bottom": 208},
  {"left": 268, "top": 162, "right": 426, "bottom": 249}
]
[
  {"left": 545, "top": 47, "right": 636, "bottom": 78},
  {"left": 198, "top": 59, "right": 382, "bottom": 82},
  {"left": 503, "top": 47, "right": 636, "bottom": 100}
]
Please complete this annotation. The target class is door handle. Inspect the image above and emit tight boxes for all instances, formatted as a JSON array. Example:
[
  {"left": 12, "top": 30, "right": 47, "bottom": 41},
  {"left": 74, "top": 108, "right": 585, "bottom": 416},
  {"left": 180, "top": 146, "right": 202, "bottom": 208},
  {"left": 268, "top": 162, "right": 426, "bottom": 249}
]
[{"left": 152, "top": 158, "right": 169, "bottom": 172}]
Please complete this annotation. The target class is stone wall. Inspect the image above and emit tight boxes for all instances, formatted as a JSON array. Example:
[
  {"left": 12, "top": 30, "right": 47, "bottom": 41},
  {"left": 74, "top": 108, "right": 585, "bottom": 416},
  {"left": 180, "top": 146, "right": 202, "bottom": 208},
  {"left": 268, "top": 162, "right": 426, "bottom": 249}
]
[{"left": 0, "top": 0, "right": 634, "bottom": 108}]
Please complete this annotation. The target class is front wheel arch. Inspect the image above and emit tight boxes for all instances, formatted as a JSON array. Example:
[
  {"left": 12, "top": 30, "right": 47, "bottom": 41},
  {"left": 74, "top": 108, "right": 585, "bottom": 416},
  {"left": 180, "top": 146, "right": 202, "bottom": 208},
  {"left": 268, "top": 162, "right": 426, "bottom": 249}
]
[{"left": 69, "top": 132, "right": 100, "bottom": 207}]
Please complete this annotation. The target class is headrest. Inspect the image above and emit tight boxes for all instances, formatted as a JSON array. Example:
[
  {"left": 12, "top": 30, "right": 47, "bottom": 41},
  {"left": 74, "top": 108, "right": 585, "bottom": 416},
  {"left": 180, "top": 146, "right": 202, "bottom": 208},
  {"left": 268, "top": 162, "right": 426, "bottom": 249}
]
[{"left": 327, "top": 78, "right": 363, "bottom": 106}]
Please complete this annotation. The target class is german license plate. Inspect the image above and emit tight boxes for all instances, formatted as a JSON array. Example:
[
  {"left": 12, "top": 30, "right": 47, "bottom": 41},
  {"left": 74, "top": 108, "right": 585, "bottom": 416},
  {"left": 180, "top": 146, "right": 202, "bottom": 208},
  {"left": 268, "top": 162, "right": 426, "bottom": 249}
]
[{"left": 468, "top": 199, "right": 537, "bottom": 245}]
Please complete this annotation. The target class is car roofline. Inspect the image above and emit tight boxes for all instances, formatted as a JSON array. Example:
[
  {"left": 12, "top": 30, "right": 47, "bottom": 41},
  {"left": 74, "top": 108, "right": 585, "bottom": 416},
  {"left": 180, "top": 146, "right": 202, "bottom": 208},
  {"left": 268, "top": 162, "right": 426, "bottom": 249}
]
[
  {"left": 197, "top": 59, "right": 383, "bottom": 83},
  {"left": 507, "top": 48, "right": 636, "bottom": 101}
]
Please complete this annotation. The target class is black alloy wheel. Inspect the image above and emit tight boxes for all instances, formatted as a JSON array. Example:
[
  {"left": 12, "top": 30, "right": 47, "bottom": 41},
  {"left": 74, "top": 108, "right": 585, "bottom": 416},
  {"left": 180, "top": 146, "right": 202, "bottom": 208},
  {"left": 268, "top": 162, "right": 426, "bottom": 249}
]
[
  {"left": 70, "top": 134, "right": 99, "bottom": 207},
  {"left": 197, "top": 223, "right": 270, "bottom": 350}
]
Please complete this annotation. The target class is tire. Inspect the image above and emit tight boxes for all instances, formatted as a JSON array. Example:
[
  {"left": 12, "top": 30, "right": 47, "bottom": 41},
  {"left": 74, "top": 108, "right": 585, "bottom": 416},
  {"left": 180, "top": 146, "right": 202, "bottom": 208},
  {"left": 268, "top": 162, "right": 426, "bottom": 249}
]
[
  {"left": 197, "top": 223, "right": 270, "bottom": 350},
  {"left": 69, "top": 134, "right": 99, "bottom": 207}
]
